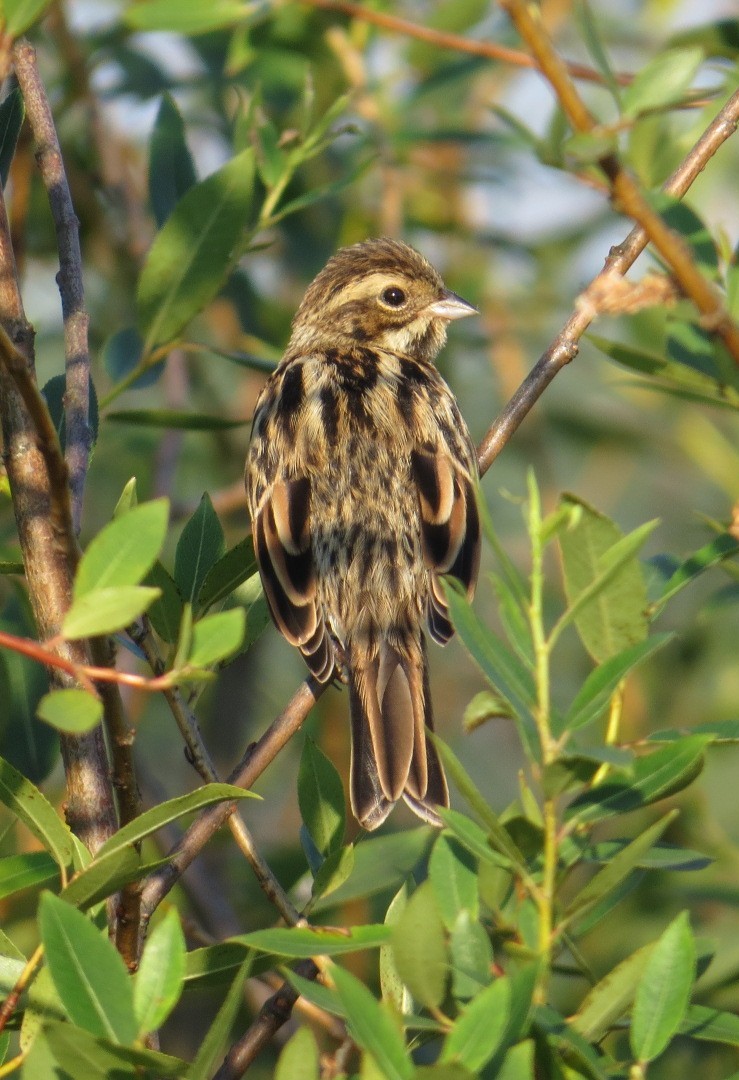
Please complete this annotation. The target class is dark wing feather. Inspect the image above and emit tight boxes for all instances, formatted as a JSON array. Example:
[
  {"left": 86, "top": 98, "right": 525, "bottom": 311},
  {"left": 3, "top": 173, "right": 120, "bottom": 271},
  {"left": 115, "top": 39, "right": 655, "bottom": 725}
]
[
  {"left": 411, "top": 449, "right": 480, "bottom": 646},
  {"left": 252, "top": 475, "right": 335, "bottom": 682}
]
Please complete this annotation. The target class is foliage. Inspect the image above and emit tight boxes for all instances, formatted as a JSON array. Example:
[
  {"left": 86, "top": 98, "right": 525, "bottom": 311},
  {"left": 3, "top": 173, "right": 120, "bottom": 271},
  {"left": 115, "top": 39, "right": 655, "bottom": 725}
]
[{"left": 0, "top": 1, "right": 738, "bottom": 1079}]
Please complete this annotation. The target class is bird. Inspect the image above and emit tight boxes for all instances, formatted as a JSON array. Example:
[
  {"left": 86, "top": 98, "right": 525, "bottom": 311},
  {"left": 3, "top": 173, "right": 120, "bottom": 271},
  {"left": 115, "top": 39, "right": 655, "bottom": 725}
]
[{"left": 245, "top": 237, "right": 480, "bottom": 830}]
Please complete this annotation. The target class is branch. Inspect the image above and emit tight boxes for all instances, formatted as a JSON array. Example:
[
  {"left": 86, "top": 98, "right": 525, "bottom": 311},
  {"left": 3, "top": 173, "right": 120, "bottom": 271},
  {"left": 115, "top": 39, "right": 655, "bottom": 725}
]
[
  {"left": 212, "top": 961, "right": 320, "bottom": 1080},
  {"left": 13, "top": 39, "right": 92, "bottom": 534},
  {"left": 497, "top": 0, "right": 739, "bottom": 366},
  {"left": 302, "top": 0, "right": 630, "bottom": 88},
  {"left": 477, "top": 86, "right": 739, "bottom": 472}
]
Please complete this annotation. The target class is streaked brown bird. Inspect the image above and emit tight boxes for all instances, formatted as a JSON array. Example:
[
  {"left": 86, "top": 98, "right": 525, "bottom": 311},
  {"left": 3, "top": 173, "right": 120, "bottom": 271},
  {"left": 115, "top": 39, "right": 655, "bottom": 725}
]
[{"left": 245, "top": 238, "right": 480, "bottom": 829}]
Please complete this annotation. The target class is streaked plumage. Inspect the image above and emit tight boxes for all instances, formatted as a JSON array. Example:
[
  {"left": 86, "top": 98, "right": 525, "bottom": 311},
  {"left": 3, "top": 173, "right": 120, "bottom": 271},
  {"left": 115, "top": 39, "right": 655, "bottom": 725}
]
[{"left": 245, "top": 238, "right": 480, "bottom": 829}]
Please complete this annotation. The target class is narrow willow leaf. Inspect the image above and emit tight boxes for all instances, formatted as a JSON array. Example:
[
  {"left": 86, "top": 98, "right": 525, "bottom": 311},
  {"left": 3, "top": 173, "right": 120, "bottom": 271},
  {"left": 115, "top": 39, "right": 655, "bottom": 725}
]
[
  {"left": 107, "top": 409, "right": 250, "bottom": 430},
  {"left": 312, "top": 828, "right": 433, "bottom": 912},
  {"left": 437, "top": 808, "right": 513, "bottom": 871},
  {"left": 37, "top": 1019, "right": 187, "bottom": 1078},
  {"left": 186, "top": 958, "right": 252, "bottom": 1080},
  {"left": 566, "top": 736, "right": 710, "bottom": 825},
  {"left": 679, "top": 1003, "right": 739, "bottom": 1047},
  {"left": 275, "top": 1026, "right": 320, "bottom": 1080},
  {"left": 0, "top": 851, "right": 58, "bottom": 901},
  {"left": 41, "top": 373, "right": 100, "bottom": 454},
  {"left": 572, "top": 942, "right": 656, "bottom": 1042},
  {"left": 149, "top": 94, "right": 197, "bottom": 227},
  {"left": 631, "top": 911, "right": 696, "bottom": 1062},
  {"left": 36, "top": 689, "right": 103, "bottom": 734},
  {"left": 332, "top": 966, "right": 413, "bottom": 1080},
  {"left": 175, "top": 493, "right": 225, "bottom": 605},
  {"left": 3, "top": 0, "right": 54, "bottom": 35},
  {"left": 145, "top": 561, "right": 184, "bottom": 644},
  {"left": 134, "top": 909, "right": 186, "bottom": 1036},
  {"left": 196, "top": 537, "right": 257, "bottom": 614},
  {"left": 62, "top": 585, "right": 161, "bottom": 639},
  {"left": 655, "top": 533, "right": 739, "bottom": 611},
  {"left": 61, "top": 850, "right": 171, "bottom": 910},
  {"left": 560, "top": 634, "right": 672, "bottom": 734},
  {"left": 137, "top": 148, "right": 255, "bottom": 351},
  {"left": 0, "top": 609, "right": 55, "bottom": 784},
  {"left": 95, "top": 784, "right": 256, "bottom": 861},
  {"left": 442, "top": 582, "right": 539, "bottom": 758},
  {"left": 0, "top": 756, "right": 74, "bottom": 871},
  {"left": 125, "top": 0, "right": 247, "bottom": 34},
  {"left": 391, "top": 881, "right": 448, "bottom": 1009},
  {"left": 429, "top": 833, "right": 479, "bottom": 930},
  {"left": 311, "top": 845, "right": 355, "bottom": 900},
  {"left": 622, "top": 47, "right": 704, "bottom": 117},
  {"left": 565, "top": 812, "right": 677, "bottom": 924},
  {"left": 450, "top": 911, "right": 492, "bottom": 1001},
  {"left": 188, "top": 609, "right": 245, "bottom": 667},
  {"left": 237, "top": 924, "right": 391, "bottom": 959},
  {"left": 298, "top": 736, "right": 345, "bottom": 857},
  {"left": 380, "top": 884, "right": 411, "bottom": 1013},
  {"left": 494, "top": 1039, "right": 535, "bottom": 1080},
  {"left": 442, "top": 977, "right": 511, "bottom": 1071},
  {"left": 40, "top": 893, "right": 138, "bottom": 1044},
  {"left": 102, "top": 327, "right": 160, "bottom": 390},
  {"left": 283, "top": 966, "right": 346, "bottom": 1019}
]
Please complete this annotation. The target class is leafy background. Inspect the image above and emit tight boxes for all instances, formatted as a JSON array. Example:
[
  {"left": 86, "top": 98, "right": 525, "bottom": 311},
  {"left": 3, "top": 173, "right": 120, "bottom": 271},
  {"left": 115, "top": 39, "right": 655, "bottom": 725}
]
[{"left": 0, "top": 0, "right": 738, "bottom": 1077}]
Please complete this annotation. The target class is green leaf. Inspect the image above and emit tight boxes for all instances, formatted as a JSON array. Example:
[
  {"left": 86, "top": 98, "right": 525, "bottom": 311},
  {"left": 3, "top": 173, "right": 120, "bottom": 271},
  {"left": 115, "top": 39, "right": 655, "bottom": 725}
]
[
  {"left": 564, "top": 812, "right": 677, "bottom": 924},
  {"left": 560, "top": 634, "right": 672, "bottom": 734},
  {"left": 442, "top": 581, "right": 539, "bottom": 758},
  {"left": 60, "top": 850, "right": 172, "bottom": 911},
  {"left": 175, "top": 493, "right": 225, "bottom": 605},
  {"left": 187, "top": 955, "right": 251, "bottom": 1080},
  {"left": 0, "top": 755, "right": 74, "bottom": 871},
  {"left": 494, "top": 1039, "right": 535, "bottom": 1080},
  {"left": 311, "top": 844, "right": 355, "bottom": 900},
  {"left": 298, "top": 736, "right": 346, "bottom": 857},
  {"left": 437, "top": 808, "right": 512, "bottom": 871},
  {"left": 0, "top": 606, "right": 55, "bottom": 784},
  {"left": 631, "top": 911, "right": 696, "bottom": 1062},
  {"left": 275, "top": 1026, "right": 320, "bottom": 1080},
  {"left": 380, "top": 884, "right": 411, "bottom": 1013},
  {"left": 557, "top": 495, "right": 652, "bottom": 661},
  {"left": 332, "top": 966, "right": 413, "bottom": 1080},
  {"left": 3, "top": 0, "right": 53, "bottom": 35},
  {"left": 283, "top": 965, "right": 346, "bottom": 1020},
  {"left": 36, "top": 689, "right": 103, "bottom": 734},
  {"left": 442, "top": 977, "right": 511, "bottom": 1071},
  {"left": 622, "top": 47, "right": 704, "bottom": 117},
  {"left": 429, "top": 833, "right": 479, "bottom": 931},
  {"left": 62, "top": 585, "right": 161, "bottom": 639},
  {"left": 391, "top": 881, "right": 448, "bottom": 1009},
  {"left": 134, "top": 909, "right": 186, "bottom": 1036},
  {"left": 37, "top": 1018, "right": 187, "bottom": 1078},
  {"left": 566, "top": 736, "right": 710, "bottom": 825},
  {"left": 149, "top": 94, "right": 197, "bottom": 228},
  {"left": 572, "top": 941, "right": 656, "bottom": 1042},
  {"left": 75, "top": 500, "right": 169, "bottom": 598},
  {"left": 145, "top": 561, "right": 184, "bottom": 643},
  {"left": 39, "top": 893, "right": 138, "bottom": 1044},
  {"left": 237, "top": 924, "right": 391, "bottom": 959},
  {"left": 0, "top": 851, "right": 58, "bottom": 900},
  {"left": 125, "top": 0, "right": 248, "bottom": 34},
  {"left": 102, "top": 327, "right": 161, "bottom": 391},
  {"left": 655, "top": 533, "right": 739, "bottom": 611},
  {"left": 188, "top": 609, "right": 245, "bottom": 667},
  {"left": 311, "top": 827, "right": 433, "bottom": 912},
  {"left": 107, "top": 409, "right": 250, "bottom": 430},
  {"left": 137, "top": 148, "right": 255, "bottom": 351},
  {"left": 196, "top": 537, "right": 257, "bottom": 614},
  {"left": 679, "top": 1004, "right": 739, "bottom": 1047},
  {"left": 0, "top": 88, "right": 24, "bottom": 188},
  {"left": 450, "top": 911, "right": 493, "bottom": 1001},
  {"left": 95, "top": 784, "right": 256, "bottom": 862}
]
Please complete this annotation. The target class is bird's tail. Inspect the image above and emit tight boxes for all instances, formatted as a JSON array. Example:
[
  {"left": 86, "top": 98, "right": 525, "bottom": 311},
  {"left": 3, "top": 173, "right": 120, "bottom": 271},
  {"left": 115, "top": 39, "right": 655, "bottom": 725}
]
[{"left": 347, "top": 632, "right": 449, "bottom": 831}]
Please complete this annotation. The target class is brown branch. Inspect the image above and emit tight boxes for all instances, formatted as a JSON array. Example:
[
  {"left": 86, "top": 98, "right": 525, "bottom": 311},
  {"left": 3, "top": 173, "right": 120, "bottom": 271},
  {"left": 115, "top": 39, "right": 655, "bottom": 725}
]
[
  {"left": 478, "top": 89, "right": 739, "bottom": 472},
  {"left": 498, "top": 0, "right": 739, "bottom": 367},
  {"left": 0, "top": 191, "right": 116, "bottom": 856},
  {"left": 212, "top": 960, "right": 320, "bottom": 1080},
  {"left": 13, "top": 39, "right": 92, "bottom": 534},
  {"left": 303, "top": 0, "right": 631, "bottom": 88}
]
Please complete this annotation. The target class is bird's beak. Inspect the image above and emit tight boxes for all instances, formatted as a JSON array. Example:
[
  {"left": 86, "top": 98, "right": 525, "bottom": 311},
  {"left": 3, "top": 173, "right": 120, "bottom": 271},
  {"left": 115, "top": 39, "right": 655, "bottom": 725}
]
[{"left": 426, "top": 289, "right": 478, "bottom": 321}]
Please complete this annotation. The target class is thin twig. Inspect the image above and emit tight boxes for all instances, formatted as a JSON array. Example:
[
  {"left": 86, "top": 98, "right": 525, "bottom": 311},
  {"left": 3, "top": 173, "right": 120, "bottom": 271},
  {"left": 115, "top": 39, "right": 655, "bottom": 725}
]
[
  {"left": 498, "top": 0, "right": 739, "bottom": 366},
  {"left": 477, "top": 86, "right": 739, "bottom": 472},
  {"left": 212, "top": 960, "right": 320, "bottom": 1080},
  {"left": 13, "top": 39, "right": 92, "bottom": 534},
  {"left": 302, "top": 0, "right": 631, "bottom": 87}
]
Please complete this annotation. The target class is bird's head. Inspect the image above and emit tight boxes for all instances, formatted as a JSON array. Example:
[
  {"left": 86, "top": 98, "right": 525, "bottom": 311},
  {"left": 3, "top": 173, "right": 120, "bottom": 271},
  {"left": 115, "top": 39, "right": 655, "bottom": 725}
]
[{"left": 288, "top": 238, "right": 477, "bottom": 362}]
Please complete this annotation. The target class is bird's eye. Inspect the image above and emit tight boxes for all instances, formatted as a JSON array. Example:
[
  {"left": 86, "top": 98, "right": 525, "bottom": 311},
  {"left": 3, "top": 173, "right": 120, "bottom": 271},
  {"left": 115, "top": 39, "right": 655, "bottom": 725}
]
[{"left": 381, "top": 286, "right": 407, "bottom": 307}]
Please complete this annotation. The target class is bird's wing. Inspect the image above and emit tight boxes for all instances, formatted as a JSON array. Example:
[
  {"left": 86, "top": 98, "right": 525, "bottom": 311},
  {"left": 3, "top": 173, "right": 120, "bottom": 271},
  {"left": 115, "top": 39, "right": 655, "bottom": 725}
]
[
  {"left": 411, "top": 444, "right": 480, "bottom": 645},
  {"left": 251, "top": 475, "right": 334, "bottom": 683}
]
